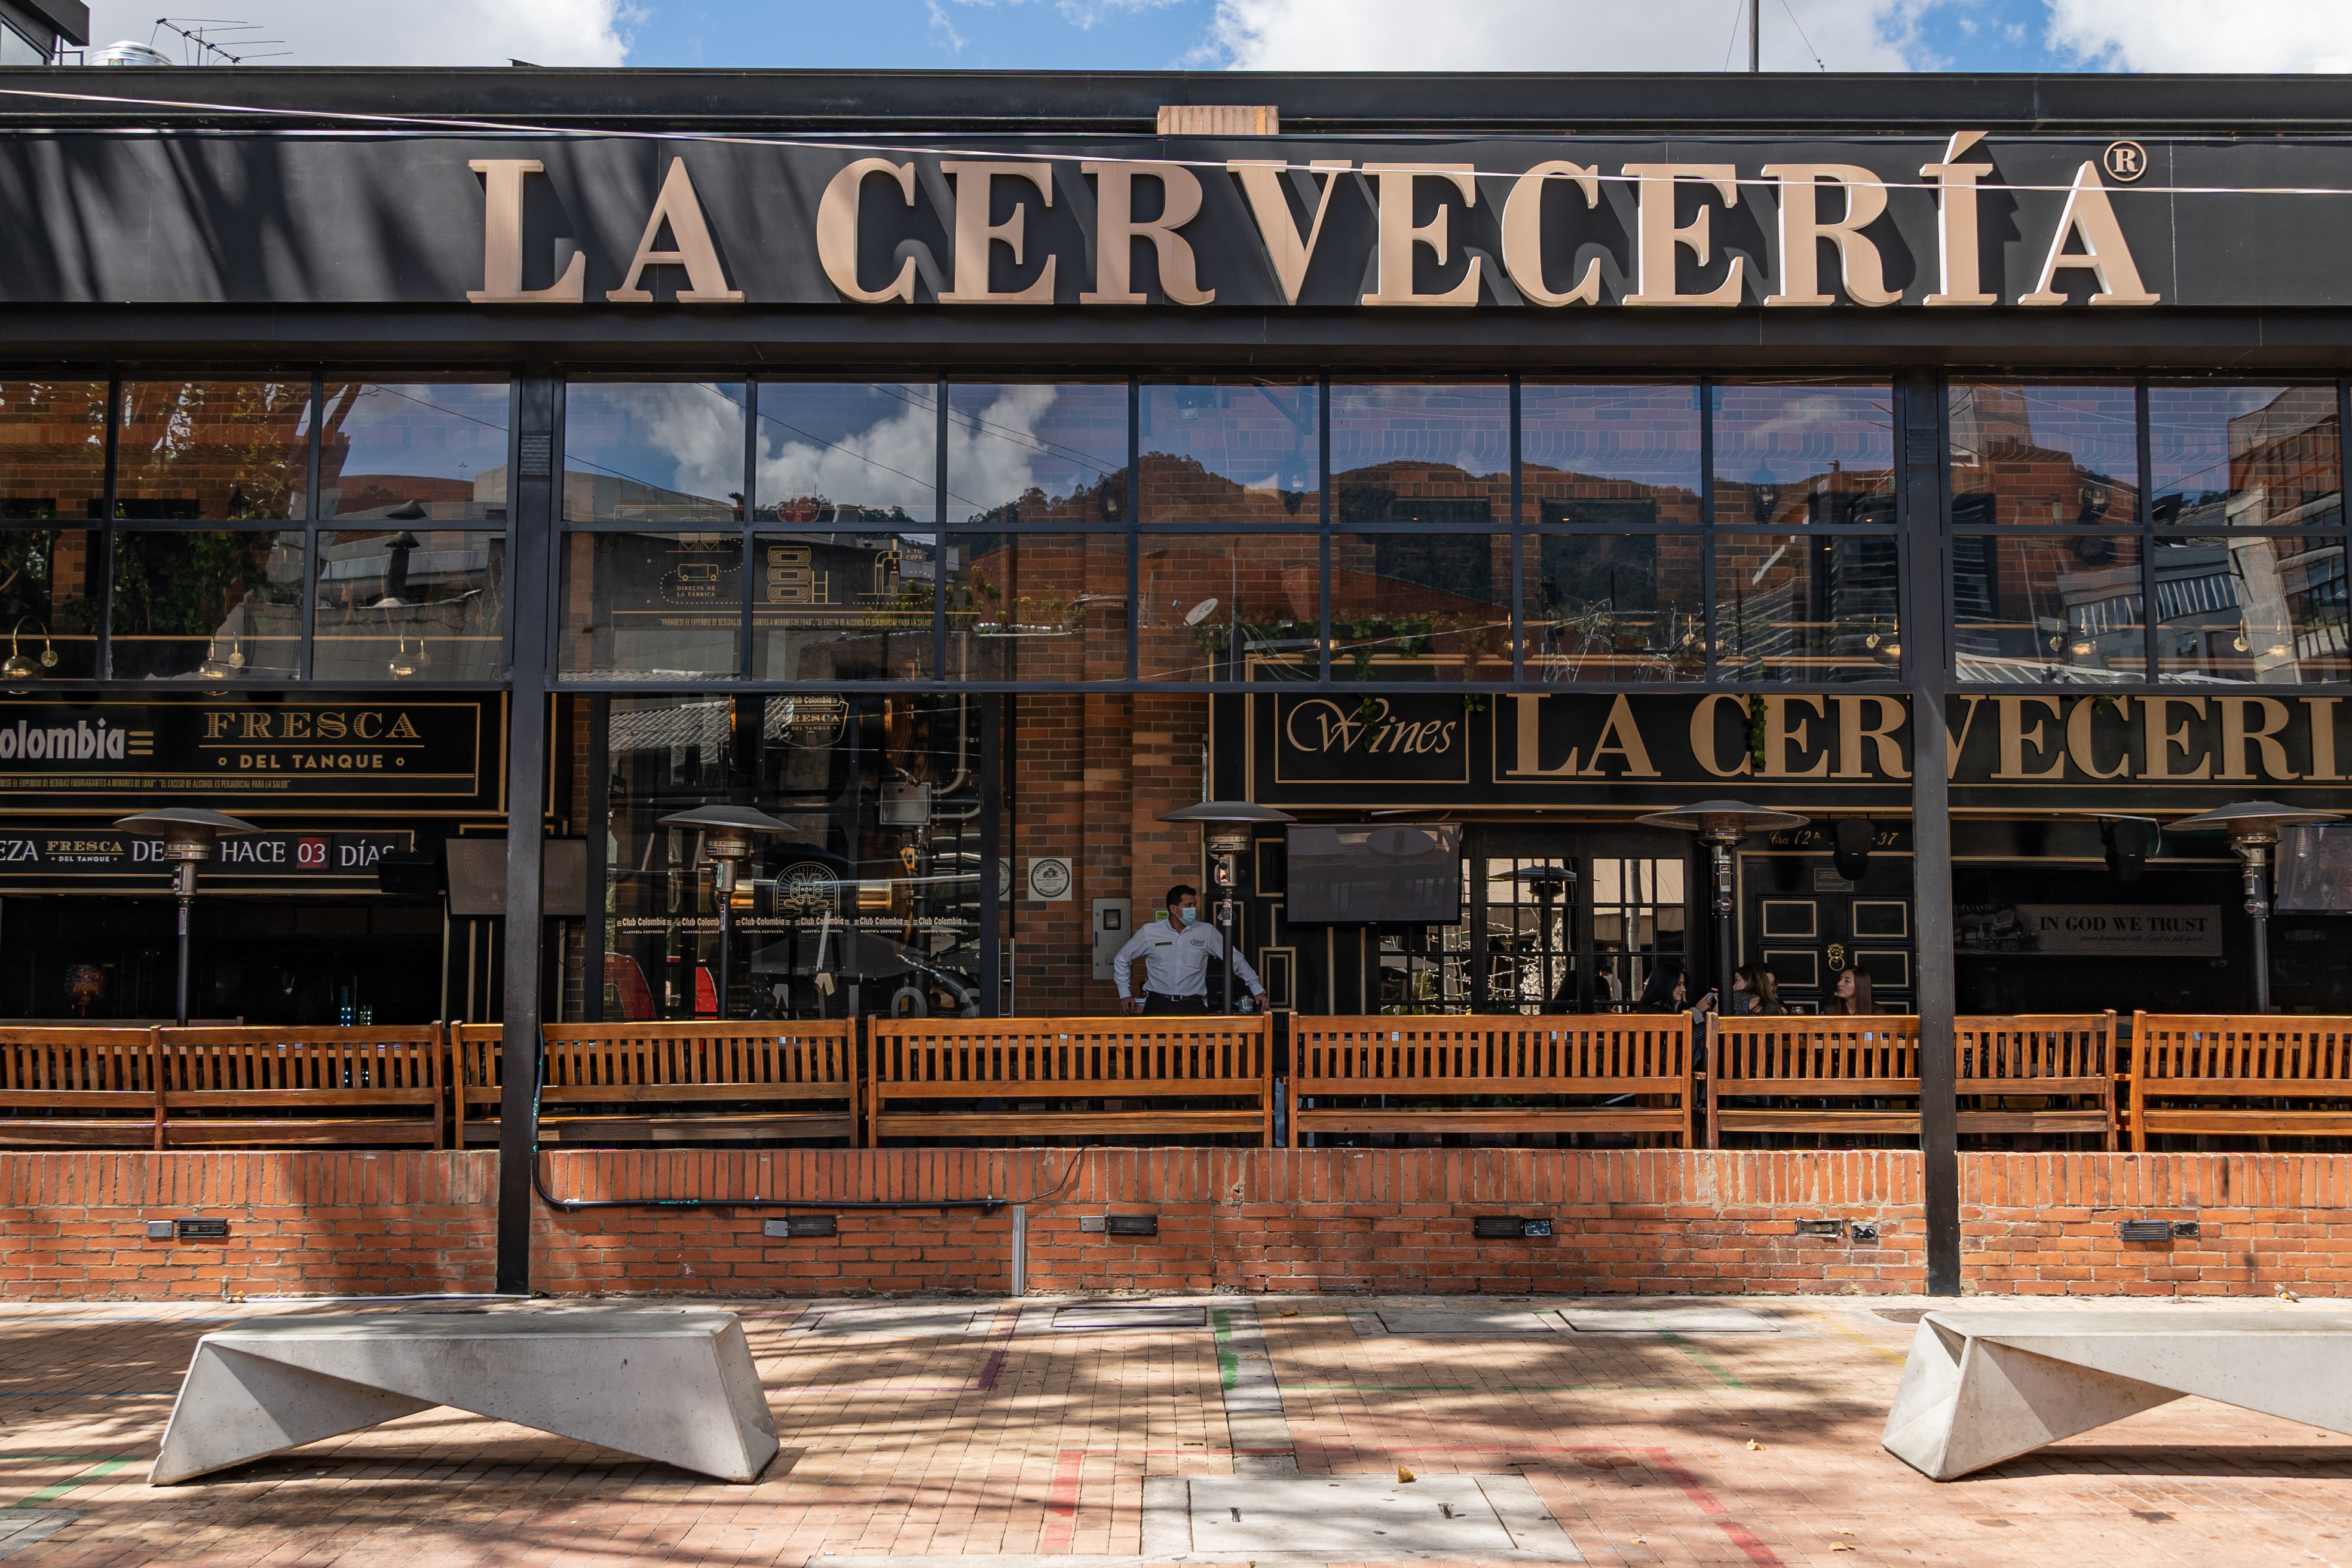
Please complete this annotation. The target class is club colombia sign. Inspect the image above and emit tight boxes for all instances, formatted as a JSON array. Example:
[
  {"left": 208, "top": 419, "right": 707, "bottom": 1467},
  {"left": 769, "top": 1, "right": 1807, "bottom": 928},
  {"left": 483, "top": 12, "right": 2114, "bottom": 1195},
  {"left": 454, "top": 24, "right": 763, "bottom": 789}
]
[{"left": 1250, "top": 691, "right": 2352, "bottom": 813}]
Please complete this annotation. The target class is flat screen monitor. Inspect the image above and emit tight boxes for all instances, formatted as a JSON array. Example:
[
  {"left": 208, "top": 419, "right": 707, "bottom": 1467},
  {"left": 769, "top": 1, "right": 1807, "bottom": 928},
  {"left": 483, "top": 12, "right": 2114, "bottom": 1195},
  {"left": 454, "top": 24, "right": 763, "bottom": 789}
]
[
  {"left": 2277, "top": 824, "right": 2352, "bottom": 913},
  {"left": 1284, "top": 823, "right": 1462, "bottom": 925},
  {"left": 446, "top": 838, "right": 589, "bottom": 919}
]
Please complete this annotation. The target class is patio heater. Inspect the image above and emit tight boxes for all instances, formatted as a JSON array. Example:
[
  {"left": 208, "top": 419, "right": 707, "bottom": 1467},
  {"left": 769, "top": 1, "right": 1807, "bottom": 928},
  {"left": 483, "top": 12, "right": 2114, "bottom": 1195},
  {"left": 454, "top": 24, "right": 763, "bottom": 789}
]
[
  {"left": 1634, "top": 800, "right": 1809, "bottom": 1013},
  {"left": 2166, "top": 800, "right": 2344, "bottom": 1013},
  {"left": 659, "top": 804, "right": 793, "bottom": 1020},
  {"left": 1159, "top": 755, "right": 1294, "bottom": 1015},
  {"left": 1511, "top": 864, "right": 1578, "bottom": 1010},
  {"left": 115, "top": 807, "right": 258, "bottom": 1026}
]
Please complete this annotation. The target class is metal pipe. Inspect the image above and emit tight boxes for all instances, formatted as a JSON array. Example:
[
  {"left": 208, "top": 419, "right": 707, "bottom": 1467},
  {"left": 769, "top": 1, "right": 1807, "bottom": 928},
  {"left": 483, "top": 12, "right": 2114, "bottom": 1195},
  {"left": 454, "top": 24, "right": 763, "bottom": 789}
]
[
  {"left": 1749, "top": 0, "right": 1760, "bottom": 72},
  {"left": 1711, "top": 838, "right": 1734, "bottom": 1013},
  {"left": 174, "top": 862, "right": 195, "bottom": 1026},
  {"left": 2241, "top": 840, "right": 2272, "bottom": 1013}
]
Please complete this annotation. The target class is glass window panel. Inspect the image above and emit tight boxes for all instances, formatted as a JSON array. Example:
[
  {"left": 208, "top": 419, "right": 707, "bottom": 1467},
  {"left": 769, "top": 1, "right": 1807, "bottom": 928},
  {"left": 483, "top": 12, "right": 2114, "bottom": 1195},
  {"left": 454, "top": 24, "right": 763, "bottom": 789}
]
[
  {"left": 0, "top": 528, "right": 98, "bottom": 678},
  {"left": 1714, "top": 531, "right": 1901, "bottom": 683},
  {"left": 1520, "top": 382, "right": 1702, "bottom": 526},
  {"left": 1529, "top": 533, "right": 1705, "bottom": 682},
  {"left": 0, "top": 381, "right": 106, "bottom": 522},
  {"left": 947, "top": 382, "right": 1128, "bottom": 525},
  {"left": 1711, "top": 382, "right": 1894, "bottom": 528},
  {"left": 2156, "top": 535, "right": 2350, "bottom": 683},
  {"left": 117, "top": 381, "right": 310, "bottom": 520},
  {"left": 945, "top": 533, "right": 1126, "bottom": 681},
  {"left": 109, "top": 530, "right": 304, "bottom": 681},
  {"left": 1952, "top": 533, "right": 2147, "bottom": 682},
  {"left": 319, "top": 381, "right": 510, "bottom": 521},
  {"left": 1947, "top": 382, "right": 2140, "bottom": 526},
  {"left": 1139, "top": 379, "right": 1318, "bottom": 522},
  {"left": 1138, "top": 533, "right": 1317, "bottom": 682},
  {"left": 313, "top": 529, "right": 505, "bottom": 682},
  {"left": 1330, "top": 383, "right": 1509, "bottom": 526},
  {"left": 559, "top": 532, "right": 742, "bottom": 681},
  {"left": 755, "top": 382, "right": 939, "bottom": 528},
  {"left": 564, "top": 381, "right": 746, "bottom": 523},
  {"left": 2151, "top": 385, "right": 2342, "bottom": 528},
  {"left": 751, "top": 529, "right": 937, "bottom": 681},
  {"left": 1330, "top": 532, "right": 1511, "bottom": 682}
]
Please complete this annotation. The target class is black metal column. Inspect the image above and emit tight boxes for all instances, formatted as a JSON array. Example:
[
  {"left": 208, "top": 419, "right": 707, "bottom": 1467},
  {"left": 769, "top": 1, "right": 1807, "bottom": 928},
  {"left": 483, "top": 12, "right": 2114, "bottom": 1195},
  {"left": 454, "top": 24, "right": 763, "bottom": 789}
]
[
  {"left": 1900, "top": 368, "right": 1959, "bottom": 1296},
  {"left": 496, "top": 373, "right": 559, "bottom": 1297}
]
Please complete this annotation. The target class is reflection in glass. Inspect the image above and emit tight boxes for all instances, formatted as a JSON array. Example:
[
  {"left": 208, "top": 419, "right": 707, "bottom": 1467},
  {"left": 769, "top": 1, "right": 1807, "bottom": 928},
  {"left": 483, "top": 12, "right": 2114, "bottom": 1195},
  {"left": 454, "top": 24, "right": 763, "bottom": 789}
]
[
  {"left": 2150, "top": 385, "right": 2342, "bottom": 528},
  {"left": 947, "top": 383, "right": 1127, "bottom": 525},
  {"left": 1711, "top": 382, "right": 1894, "bottom": 528},
  {"left": 1138, "top": 533, "right": 1316, "bottom": 681},
  {"left": 1948, "top": 382, "right": 2140, "bottom": 526},
  {"left": 1330, "top": 384, "right": 1509, "bottom": 525},
  {"left": 563, "top": 381, "right": 747, "bottom": 523},
  {"left": 1481, "top": 856, "right": 1576, "bottom": 1013},
  {"left": 2155, "top": 535, "right": 2349, "bottom": 682},
  {"left": 0, "top": 382, "right": 106, "bottom": 522},
  {"left": 1528, "top": 533, "right": 1705, "bottom": 682},
  {"left": 1714, "top": 532, "right": 1900, "bottom": 682},
  {"left": 1588, "top": 857, "right": 1685, "bottom": 1010},
  {"left": 117, "top": 382, "right": 310, "bottom": 520},
  {"left": 1953, "top": 533, "right": 2147, "bottom": 682},
  {"left": 1328, "top": 532, "right": 1511, "bottom": 681},
  {"left": 1139, "top": 379, "right": 1318, "bottom": 522},
  {"left": 947, "top": 534, "right": 1126, "bottom": 681},
  {"left": 559, "top": 532, "right": 742, "bottom": 681},
  {"left": 751, "top": 529, "right": 937, "bottom": 681},
  {"left": 1520, "top": 382, "right": 1702, "bottom": 526},
  {"left": 313, "top": 529, "right": 505, "bottom": 681},
  {"left": 0, "top": 529, "right": 97, "bottom": 678},
  {"left": 109, "top": 530, "right": 304, "bottom": 680},
  {"left": 316, "top": 381, "right": 509, "bottom": 522},
  {"left": 603, "top": 693, "right": 983, "bottom": 1027},
  {"left": 756, "top": 382, "right": 939, "bottom": 526}
]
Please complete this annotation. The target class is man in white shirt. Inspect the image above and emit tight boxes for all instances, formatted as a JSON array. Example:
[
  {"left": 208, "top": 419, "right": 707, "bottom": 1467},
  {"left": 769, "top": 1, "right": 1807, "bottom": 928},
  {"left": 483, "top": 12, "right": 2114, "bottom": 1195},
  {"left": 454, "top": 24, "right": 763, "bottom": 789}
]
[{"left": 1112, "top": 884, "right": 1267, "bottom": 1015}]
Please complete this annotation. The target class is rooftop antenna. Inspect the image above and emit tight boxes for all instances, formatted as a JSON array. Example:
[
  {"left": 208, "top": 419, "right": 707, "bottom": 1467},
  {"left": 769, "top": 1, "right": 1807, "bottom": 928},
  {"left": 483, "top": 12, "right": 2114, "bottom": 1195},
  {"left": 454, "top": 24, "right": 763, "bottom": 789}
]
[
  {"left": 1749, "top": 0, "right": 1759, "bottom": 72},
  {"left": 152, "top": 18, "right": 289, "bottom": 65}
]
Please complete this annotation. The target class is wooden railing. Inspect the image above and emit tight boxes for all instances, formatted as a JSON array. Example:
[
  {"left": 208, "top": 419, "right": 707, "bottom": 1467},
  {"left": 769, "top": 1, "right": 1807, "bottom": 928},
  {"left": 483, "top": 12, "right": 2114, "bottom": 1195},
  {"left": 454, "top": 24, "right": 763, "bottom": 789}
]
[
  {"left": 152, "top": 1026, "right": 442, "bottom": 1147},
  {"left": 867, "top": 1014, "right": 1273, "bottom": 1145},
  {"left": 1290, "top": 1015, "right": 1694, "bottom": 1146},
  {"left": 454, "top": 1020, "right": 858, "bottom": 1146},
  {"left": 2130, "top": 1012, "right": 2352, "bottom": 1150},
  {"left": 1956, "top": 1013, "right": 2119, "bottom": 1149},
  {"left": 0, "top": 1027, "right": 163, "bottom": 1148}
]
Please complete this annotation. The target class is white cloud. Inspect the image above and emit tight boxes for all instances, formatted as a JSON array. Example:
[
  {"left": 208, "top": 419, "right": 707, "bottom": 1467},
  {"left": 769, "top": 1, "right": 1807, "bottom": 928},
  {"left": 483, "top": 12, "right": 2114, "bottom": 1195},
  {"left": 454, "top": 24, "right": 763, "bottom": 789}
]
[
  {"left": 1208, "top": 0, "right": 1933, "bottom": 72},
  {"left": 82, "top": 1, "right": 630, "bottom": 68},
  {"left": 2047, "top": 0, "right": 2352, "bottom": 72}
]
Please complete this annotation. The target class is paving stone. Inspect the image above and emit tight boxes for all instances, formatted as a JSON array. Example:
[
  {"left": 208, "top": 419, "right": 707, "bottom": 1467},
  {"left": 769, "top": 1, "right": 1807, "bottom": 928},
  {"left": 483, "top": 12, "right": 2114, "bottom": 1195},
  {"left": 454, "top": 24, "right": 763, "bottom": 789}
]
[
  {"left": 1368, "top": 1307, "right": 1567, "bottom": 1337},
  {"left": 788, "top": 1303, "right": 1000, "bottom": 1336},
  {"left": 1560, "top": 1304, "right": 1781, "bottom": 1332}
]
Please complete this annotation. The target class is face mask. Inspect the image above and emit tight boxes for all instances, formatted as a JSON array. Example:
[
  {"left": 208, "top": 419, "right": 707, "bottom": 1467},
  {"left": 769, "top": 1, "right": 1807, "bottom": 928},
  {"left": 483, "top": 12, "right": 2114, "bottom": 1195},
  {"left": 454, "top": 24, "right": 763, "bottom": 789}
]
[{"left": 1180, "top": 906, "right": 1198, "bottom": 926}]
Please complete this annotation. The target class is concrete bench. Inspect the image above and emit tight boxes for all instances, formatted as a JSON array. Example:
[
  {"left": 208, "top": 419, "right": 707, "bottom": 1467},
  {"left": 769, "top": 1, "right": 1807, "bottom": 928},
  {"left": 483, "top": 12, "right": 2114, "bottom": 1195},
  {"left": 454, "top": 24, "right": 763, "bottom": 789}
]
[
  {"left": 1882, "top": 1308, "right": 2352, "bottom": 1479},
  {"left": 150, "top": 1310, "right": 779, "bottom": 1484}
]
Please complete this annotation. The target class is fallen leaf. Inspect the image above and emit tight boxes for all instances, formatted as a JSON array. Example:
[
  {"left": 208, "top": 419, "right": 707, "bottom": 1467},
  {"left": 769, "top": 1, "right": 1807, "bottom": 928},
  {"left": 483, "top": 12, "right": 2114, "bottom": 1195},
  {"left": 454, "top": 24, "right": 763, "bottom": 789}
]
[
  {"left": 1397, "top": 1465, "right": 1416, "bottom": 1483},
  {"left": 1746, "top": 1440, "right": 1764, "bottom": 1451},
  {"left": 1831, "top": 1544, "right": 1857, "bottom": 1553},
  {"left": 1281, "top": 1310, "right": 1300, "bottom": 1318}
]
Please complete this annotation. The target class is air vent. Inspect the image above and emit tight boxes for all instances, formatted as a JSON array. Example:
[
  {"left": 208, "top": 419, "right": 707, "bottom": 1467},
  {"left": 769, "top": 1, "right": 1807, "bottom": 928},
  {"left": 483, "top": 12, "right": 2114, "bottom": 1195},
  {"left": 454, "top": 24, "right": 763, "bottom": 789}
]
[{"left": 1156, "top": 105, "right": 1279, "bottom": 136}]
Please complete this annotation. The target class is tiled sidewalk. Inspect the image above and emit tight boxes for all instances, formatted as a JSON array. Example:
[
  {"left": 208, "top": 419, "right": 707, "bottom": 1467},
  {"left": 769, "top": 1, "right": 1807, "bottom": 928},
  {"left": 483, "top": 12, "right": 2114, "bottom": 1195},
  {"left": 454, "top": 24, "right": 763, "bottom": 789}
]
[{"left": 0, "top": 1293, "right": 2343, "bottom": 1565}]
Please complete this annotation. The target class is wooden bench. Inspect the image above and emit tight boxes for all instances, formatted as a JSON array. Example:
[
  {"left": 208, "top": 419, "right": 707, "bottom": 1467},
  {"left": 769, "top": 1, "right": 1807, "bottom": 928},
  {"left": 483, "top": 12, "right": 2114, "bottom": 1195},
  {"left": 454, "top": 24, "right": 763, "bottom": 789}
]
[
  {"left": 1709, "top": 1015, "right": 2125, "bottom": 1146},
  {"left": 1288, "top": 1015, "right": 1695, "bottom": 1146},
  {"left": 454, "top": 1020, "right": 858, "bottom": 1146},
  {"left": 153, "top": 1027, "right": 442, "bottom": 1148},
  {"left": 1955, "top": 1013, "right": 2120, "bottom": 1148},
  {"left": 0, "top": 1027, "right": 163, "bottom": 1149},
  {"left": 867, "top": 1015, "right": 1273, "bottom": 1146},
  {"left": 2129, "top": 1012, "right": 2352, "bottom": 1150},
  {"left": 1708, "top": 1016, "right": 1922, "bottom": 1145}
]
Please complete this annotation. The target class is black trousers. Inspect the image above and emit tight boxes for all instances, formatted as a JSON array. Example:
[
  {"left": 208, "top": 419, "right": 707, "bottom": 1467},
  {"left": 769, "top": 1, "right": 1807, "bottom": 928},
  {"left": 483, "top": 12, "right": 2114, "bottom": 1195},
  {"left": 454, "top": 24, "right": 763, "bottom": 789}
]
[{"left": 1141, "top": 991, "right": 1209, "bottom": 1016}]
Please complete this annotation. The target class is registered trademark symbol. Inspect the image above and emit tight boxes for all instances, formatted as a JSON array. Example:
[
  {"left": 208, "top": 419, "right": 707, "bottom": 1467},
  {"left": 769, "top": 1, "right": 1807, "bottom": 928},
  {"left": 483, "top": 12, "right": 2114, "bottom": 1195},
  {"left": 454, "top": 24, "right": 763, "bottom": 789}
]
[{"left": 2103, "top": 140, "right": 2148, "bottom": 182}]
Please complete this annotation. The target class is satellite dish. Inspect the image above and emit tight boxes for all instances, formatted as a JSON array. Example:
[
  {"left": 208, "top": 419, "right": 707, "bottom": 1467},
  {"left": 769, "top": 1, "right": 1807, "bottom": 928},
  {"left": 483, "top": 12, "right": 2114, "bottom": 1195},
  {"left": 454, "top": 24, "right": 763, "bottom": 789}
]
[
  {"left": 1368, "top": 826, "right": 1434, "bottom": 859},
  {"left": 1183, "top": 598, "right": 1219, "bottom": 626}
]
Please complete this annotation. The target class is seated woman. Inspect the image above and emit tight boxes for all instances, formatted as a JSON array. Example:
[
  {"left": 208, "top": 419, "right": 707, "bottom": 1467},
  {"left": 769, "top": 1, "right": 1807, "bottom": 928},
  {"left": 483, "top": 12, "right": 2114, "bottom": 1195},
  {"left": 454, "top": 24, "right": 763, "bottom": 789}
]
[
  {"left": 1824, "top": 967, "right": 1876, "bottom": 1016},
  {"left": 1731, "top": 964, "right": 1785, "bottom": 1016}
]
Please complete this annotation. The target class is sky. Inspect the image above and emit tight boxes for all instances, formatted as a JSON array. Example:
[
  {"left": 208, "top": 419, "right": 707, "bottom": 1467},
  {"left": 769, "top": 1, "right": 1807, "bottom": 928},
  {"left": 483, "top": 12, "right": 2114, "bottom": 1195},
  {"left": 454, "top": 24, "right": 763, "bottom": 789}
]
[{"left": 75, "top": 0, "right": 2352, "bottom": 74}]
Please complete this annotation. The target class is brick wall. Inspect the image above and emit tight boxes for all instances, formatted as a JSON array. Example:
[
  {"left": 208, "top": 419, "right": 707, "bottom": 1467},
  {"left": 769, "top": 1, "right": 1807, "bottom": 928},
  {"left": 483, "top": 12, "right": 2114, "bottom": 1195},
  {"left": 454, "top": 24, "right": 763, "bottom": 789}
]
[{"left": 3, "top": 1149, "right": 2346, "bottom": 1301}]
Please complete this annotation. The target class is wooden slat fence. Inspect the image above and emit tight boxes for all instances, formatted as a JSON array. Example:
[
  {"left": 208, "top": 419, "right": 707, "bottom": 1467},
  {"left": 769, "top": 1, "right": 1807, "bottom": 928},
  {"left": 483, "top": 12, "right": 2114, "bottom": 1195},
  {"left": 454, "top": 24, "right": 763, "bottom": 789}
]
[
  {"left": 1290, "top": 1015, "right": 1695, "bottom": 1145},
  {"left": 867, "top": 1015, "right": 1272, "bottom": 1145}
]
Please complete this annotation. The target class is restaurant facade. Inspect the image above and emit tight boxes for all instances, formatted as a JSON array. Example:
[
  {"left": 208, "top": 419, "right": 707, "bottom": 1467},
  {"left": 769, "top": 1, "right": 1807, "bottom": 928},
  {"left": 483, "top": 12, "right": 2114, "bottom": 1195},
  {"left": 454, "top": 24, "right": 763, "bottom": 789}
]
[{"left": 0, "top": 65, "right": 2346, "bottom": 1053}]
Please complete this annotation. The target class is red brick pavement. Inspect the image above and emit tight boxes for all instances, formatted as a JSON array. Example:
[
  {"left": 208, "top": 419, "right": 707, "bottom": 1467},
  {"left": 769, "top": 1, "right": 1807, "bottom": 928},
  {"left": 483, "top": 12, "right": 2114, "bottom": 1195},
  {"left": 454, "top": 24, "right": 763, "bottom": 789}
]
[{"left": 0, "top": 1294, "right": 2342, "bottom": 1565}]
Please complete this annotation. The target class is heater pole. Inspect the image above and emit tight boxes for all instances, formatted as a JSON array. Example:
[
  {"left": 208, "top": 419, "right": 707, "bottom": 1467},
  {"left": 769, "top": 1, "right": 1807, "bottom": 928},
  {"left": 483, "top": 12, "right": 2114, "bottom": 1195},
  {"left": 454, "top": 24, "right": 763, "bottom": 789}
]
[{"left": 174, "top": 863, "right": 196, "bottom": 1027}]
